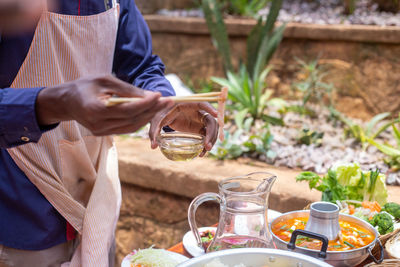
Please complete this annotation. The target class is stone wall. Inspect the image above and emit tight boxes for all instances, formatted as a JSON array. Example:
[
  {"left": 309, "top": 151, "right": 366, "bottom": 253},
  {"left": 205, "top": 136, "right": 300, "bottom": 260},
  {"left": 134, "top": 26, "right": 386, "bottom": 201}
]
[{"left": 146, "top": 16, "right": 400, "bottom": 120}]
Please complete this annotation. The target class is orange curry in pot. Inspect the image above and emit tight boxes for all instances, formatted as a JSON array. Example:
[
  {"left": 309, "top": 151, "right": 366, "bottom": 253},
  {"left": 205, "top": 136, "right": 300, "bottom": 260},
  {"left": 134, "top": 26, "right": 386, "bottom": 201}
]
[{"left": 272, "top": 217, "right": 375, "bottom": 251}]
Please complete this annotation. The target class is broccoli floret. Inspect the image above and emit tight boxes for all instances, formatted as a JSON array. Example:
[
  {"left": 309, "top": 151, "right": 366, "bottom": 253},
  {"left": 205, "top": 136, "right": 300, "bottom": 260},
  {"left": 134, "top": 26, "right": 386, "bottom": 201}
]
[
  {"left": 383, "top": 202, "right": 400, "bottom": 220},
  {"left": 369, "top": 212, "right": 394, "bottom": 235}
]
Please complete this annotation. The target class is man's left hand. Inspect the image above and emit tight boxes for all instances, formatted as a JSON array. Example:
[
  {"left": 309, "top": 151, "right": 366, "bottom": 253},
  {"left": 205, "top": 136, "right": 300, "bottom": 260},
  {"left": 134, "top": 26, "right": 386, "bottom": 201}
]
[{"left": 149, "top": 102, "right": 219, "bottom": 157}]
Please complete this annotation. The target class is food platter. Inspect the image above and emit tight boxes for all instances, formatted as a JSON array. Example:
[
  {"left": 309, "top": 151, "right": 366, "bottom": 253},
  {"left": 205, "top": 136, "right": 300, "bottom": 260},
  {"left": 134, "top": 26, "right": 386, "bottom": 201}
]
[{"left": 121, "top": 250, "right": 189, "bottom": 267}]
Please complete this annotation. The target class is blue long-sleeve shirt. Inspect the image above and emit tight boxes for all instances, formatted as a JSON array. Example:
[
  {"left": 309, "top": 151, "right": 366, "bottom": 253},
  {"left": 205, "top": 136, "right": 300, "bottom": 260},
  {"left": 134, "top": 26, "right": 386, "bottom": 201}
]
[{"left": 0, "top": 0, "right": 174, "bottom": 250}]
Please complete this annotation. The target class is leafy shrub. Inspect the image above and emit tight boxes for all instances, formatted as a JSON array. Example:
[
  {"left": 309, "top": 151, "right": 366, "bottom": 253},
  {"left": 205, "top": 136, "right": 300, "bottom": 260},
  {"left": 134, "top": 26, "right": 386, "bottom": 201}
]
[{"left": 292, "top": 58, "right": 335, "bottom": 110}]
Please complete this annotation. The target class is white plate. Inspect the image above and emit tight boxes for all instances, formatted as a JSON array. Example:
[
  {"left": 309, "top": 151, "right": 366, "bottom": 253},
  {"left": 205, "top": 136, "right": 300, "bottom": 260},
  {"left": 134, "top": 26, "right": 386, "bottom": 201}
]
[
  {"left": 182, "top": 209, "right": 282, "bottom": 257},
  {"left": 182, "top": 227, "right": 217, "bottom": 258},
  {"left": 121, "top": 249, "right": 189, "bottom": 267}
]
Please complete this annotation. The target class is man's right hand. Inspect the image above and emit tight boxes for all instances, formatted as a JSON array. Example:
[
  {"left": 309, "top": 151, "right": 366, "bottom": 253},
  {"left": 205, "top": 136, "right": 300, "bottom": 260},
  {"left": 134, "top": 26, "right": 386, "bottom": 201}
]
[{"left": 36, "top": 75, "right": 174, "bottom": 136}]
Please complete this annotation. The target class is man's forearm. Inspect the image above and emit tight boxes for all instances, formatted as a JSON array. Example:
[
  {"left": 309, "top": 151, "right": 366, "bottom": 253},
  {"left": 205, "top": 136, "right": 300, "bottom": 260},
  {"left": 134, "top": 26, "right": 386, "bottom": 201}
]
[{"left": 0, "top": 87, "right": 57, "bottom": 148}]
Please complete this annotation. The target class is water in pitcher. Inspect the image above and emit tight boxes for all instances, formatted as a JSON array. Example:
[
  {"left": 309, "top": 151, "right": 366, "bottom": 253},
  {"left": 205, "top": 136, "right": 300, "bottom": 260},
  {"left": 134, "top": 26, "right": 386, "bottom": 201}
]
[{"left": 188, "top": 172, "right": 277, "bottom": 253}]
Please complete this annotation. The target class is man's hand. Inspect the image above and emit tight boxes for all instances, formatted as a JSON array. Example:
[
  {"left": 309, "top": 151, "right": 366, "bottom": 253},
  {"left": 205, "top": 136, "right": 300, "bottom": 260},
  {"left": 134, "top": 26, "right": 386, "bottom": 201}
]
[
  {"left": 36, "top": 75, "right": 174, "bottom": 135},
  {"left": 149, "top": 102, "right": 219, "bottom": 157},
  {"left": 0, "top": 0, "right": 47, "bottom": 33}
]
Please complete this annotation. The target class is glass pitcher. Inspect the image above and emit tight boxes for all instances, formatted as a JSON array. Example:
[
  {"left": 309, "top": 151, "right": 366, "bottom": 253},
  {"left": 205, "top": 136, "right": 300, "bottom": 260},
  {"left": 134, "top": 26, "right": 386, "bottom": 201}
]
[{"left": 188, "top": 172, "right": 276, "bottom": 253}]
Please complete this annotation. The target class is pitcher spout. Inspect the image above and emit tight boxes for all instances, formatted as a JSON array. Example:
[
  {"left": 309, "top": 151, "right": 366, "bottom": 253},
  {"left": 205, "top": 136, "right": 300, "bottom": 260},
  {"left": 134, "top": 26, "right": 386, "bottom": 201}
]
[{"left": 247, "top": 172, "right": 276, "bottom": 193}]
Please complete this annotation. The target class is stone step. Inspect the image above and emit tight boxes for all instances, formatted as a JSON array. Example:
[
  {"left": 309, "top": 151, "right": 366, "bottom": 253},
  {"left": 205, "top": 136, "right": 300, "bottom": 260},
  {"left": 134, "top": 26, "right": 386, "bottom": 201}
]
[{"left": 116, "top": 137, "right": 400, "bottom": 212}]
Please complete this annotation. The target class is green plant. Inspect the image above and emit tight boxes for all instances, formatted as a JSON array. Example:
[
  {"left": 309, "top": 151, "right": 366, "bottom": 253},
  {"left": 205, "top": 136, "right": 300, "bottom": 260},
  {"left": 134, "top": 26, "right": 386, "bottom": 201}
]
[
  {"left": 212, "top": 64, "right": 283, "bottom": 125},
  {"left": 330, "top": 108, "right": 394, "bottom": 149},
  {"left": 210, "top": 122, "right": 274, "bottom": 160},
  {"left": 202, "top": 0, "right": 285, "bottom": 124},
  {"left": 202, "top": 0, "right": 285, "bottom": 77},
  {"left": 185, "top": 78, "right": 216, "bottom": 94},
  {"left": 280, "top": 104, "right": 317, "bottom": 117},
  {"left": 202, "top": 0, "right": 233, "bottom": 73},
  {"left": 224, "top": 0, "right": 270, "bottom": 17},
  {"left": 293, "top": 58, "right": 336, "bottom": 110},
  {"left": 245, "top": 0, "right": 285, "bottom": 80},
  {"left": 297, "top": 129, "right": 324, "bottom": 146},
  {"left": 367, "top": 113, "right": 400, "bottom": 170}
]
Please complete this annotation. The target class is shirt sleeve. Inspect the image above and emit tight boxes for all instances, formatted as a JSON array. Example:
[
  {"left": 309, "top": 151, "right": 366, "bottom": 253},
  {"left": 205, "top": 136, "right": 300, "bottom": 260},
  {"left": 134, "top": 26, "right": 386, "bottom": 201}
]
[
  {"left": 0, "top": 87, "right": 57, "bottom": 148},
  {"left": 112, "top": 0, "right": 175, "bottom": 97}
]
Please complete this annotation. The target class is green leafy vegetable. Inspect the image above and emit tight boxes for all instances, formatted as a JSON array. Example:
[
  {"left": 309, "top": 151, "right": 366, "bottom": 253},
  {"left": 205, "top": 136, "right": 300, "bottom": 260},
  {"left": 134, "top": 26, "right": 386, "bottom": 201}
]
[
  {"left": 296, "top": 163, "right": 388, "bottom": 205},
  {"left": 383, "top": 202, "right": 400, "bottom": 220},
  {"left": 369, "top": 212, "right": 394, "bottom": 235}
]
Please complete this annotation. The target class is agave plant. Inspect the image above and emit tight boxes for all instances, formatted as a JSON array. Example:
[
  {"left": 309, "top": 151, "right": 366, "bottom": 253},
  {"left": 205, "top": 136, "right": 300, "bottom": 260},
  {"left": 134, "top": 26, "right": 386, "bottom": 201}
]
[
  {"left": 202, "top": 0, "right": 285, "bottom": 124},
  {"left": 367, "top": 113, "right": 400, "bottom": 170},
  {"left": 202, "top": 0, "right": 233, "bottom": 73},
  {"left": 211, "top": 64, "right": 283, "bottom": 125},
  {"left": 333, "top": 111, "right": 393, "bottom": 149}
]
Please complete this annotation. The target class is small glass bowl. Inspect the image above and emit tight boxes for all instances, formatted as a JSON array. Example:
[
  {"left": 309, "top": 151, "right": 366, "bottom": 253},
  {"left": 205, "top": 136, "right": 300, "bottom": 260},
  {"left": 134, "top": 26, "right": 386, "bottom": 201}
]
[{"left": 156, "top": 132, "right": 204, "bottom": 161}]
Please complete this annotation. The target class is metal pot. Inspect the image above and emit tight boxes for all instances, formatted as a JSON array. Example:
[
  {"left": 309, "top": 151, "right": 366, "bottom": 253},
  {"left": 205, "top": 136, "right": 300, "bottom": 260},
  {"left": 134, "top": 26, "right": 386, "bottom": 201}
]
[
  {"left": 176, "top": 248, "right": 333, "bottom": 267},
  {"left": 270, "top": 210, "right": 384, "bottom": 267}
]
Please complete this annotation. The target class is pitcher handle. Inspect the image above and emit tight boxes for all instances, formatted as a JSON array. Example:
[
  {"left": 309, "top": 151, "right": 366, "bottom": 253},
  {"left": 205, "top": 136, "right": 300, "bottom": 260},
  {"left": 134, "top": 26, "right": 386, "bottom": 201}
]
[{"left": 188, "top": 192, "right": 224, "bottom": 251}]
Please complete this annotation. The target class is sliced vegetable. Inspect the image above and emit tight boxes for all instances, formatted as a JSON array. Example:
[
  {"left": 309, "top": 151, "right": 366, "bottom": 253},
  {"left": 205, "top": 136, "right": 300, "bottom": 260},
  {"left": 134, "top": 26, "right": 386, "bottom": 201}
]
[{"left": 362, "top": 201, "right": 381, "bottom": 213}]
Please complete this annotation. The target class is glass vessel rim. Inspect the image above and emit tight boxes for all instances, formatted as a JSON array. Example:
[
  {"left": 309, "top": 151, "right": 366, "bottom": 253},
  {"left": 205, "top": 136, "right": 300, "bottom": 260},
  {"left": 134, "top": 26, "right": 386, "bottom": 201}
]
[
  {"left": 157, "top": 131, "right": 204, "bottom": 145},
  {"left": 218, "top": 172, "right": 276, "bottom": 196}
]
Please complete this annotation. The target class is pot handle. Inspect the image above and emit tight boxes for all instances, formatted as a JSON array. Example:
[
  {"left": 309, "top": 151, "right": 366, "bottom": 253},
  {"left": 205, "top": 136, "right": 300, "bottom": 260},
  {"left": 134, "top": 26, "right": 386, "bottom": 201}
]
[
  {"left": 287, "top": 229, "right": 329, "bottom": 259},
  {"left": 367, "top": 238, "right": 384, "bottom": 264},
  {"left": 188, "top": 192, "right": 224, "bottom": 251}
]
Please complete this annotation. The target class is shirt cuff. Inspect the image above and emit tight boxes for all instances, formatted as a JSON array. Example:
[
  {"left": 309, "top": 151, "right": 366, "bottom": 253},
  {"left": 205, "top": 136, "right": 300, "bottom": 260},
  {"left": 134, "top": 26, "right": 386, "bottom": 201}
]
[{"left": 0, "top": 87, "right": 58, "bottom": 148}]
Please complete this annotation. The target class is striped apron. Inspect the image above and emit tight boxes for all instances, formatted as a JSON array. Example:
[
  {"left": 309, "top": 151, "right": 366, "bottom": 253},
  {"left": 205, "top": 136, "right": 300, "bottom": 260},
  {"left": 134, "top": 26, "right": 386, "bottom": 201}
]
[{"left": 6, "top": 2, "right": 121, "bottom": 266}]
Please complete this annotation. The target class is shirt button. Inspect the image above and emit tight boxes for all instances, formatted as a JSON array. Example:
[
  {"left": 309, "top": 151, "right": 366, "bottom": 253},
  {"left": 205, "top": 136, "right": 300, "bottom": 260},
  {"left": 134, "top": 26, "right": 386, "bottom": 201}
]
[{"left": 21, "top": 137, "right": 30, "bottom": 142}]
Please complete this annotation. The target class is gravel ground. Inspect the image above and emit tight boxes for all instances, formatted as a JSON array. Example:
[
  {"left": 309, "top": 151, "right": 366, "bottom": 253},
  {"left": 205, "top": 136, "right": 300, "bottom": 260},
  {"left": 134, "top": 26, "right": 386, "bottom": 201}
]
[
  {"left": 264, "top": 105, "right": 400, "bottom": 185},
  {"left": 157, "top": 0, "right": 400, "bottom": 27}
]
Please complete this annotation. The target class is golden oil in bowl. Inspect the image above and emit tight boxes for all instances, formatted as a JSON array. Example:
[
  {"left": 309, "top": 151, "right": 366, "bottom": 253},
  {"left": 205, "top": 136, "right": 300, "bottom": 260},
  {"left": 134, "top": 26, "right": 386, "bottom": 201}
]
[{"left": 157, "top": 132, "right": 204, "bottom": 161}]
